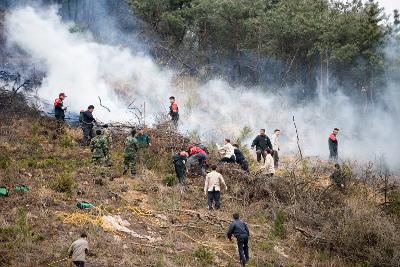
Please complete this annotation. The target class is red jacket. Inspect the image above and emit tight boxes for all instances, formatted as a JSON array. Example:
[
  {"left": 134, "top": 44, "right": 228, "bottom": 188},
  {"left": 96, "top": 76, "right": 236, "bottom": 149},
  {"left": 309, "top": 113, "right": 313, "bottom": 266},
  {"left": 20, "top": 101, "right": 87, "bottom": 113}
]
[
  {"left": 329, "top": 133, "right": 337, "bottom": 142},
  {"left": 189, "top": 146, "right": 206, "bottom": 156}
]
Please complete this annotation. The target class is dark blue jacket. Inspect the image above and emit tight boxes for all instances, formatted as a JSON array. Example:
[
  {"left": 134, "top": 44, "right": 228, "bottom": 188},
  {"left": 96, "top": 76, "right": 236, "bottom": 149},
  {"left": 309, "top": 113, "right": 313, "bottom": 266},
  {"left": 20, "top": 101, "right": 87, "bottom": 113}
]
[
  {"left": 234, "top": 148, "right": 245, "bottom": 163},
  {"left": 227, "top": 219, "right": 249, "bottom": 240},
  {"left": 82, "top": 110, "right": 95, "bottom": 125},
  {"left": 251, "top": 134, "right": 272, "bottom": 151}
]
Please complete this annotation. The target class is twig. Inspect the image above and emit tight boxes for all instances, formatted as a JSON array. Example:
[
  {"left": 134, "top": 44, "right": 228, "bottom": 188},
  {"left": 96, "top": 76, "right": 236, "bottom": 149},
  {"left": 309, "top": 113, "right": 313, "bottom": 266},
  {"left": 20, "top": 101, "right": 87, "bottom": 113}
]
[
  {"left": 98, "top": 96, "right": 111, "bottom": 112},
  {"left": 292, "top": 116, "right": 303, "bottom": 159}
]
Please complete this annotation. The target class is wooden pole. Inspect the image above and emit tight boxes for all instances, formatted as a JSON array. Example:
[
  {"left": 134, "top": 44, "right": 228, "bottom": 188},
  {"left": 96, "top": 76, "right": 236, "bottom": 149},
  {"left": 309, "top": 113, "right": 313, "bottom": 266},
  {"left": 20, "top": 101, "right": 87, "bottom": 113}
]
[{"left": 292, "top": 116, "right": 303, "bottom": 159}]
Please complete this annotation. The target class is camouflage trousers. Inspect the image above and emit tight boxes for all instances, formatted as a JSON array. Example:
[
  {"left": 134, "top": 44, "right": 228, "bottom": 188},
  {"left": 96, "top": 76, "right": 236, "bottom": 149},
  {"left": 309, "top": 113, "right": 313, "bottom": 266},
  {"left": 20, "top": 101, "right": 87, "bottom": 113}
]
[
  {"left": 92, "top": 156, "right": 105, "bottom": 165},
  {"left": 124, "top": 154, "right": 137, "bottom": 175}
]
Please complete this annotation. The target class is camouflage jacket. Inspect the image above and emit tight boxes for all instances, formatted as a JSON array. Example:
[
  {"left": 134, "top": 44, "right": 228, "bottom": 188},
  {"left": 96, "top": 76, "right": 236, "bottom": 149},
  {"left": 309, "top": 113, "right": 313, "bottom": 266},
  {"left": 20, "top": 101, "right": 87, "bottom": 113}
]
[
  {"left": 90, "top": 135, "right": 107, "bottom": 158},
  {"left": 103, "top": 128, "right": 112, "bottom": 147},
  {"left": 124, "top": 136, "right": 138, "bottom": 157}
]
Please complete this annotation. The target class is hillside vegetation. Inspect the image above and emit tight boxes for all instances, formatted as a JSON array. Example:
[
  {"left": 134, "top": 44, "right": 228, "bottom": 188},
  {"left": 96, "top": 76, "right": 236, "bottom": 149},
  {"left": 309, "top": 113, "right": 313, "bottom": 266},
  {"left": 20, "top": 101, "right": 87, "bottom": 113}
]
[{"left": 1, "top": 90, "right": 400, "bottom": 267}]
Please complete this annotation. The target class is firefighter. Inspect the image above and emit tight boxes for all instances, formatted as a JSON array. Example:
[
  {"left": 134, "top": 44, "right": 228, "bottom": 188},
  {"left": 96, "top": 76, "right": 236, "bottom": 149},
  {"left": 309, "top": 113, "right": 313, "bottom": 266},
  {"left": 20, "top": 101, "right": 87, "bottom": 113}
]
[
  {"left": 54, "top": 92, "right": 67, "bottom": 133},
  {"left": 81, "top": 105, "right": 96, "bottom": 146},
  {"left": 173, "top": 151, "right": 189, "bottom": 185},
  {"left": 328, "top": 128, "right": 339, "bottom": 162},
  {"left": 188, "top": 145, "right": 207, "bottom": 176},
  {"left": 169, "top": 96, "right": 179, "bottom": 126}
]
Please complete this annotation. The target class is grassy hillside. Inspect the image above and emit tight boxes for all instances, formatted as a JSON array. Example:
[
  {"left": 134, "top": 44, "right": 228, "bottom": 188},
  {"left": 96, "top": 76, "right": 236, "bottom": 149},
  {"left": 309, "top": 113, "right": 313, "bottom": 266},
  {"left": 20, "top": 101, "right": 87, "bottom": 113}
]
[{"left": 1, "top": 90, "right": 400, "bottom": 267}]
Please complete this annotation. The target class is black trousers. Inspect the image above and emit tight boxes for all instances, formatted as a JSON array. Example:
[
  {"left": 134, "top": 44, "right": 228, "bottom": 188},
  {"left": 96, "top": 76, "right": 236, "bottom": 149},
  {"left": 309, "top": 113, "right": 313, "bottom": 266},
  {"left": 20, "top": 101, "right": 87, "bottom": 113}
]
[
  {"left": 237, "top": 236, "right": 249, "bottom": 264},
  {"left": 207, "top": 190, "right": 220, "bottom": 210},
  {"left": 55, "top": 115, "right": 64, "bottom": 134},
  {"left": 82, "top": 125, "right": 93, "bottom": 146},
  {"left": 175, "top": 165, "right": 186, "bottom": 184},
  {"left": 256, "top": 149, "right": 266, "bottom": 163},
  {"left": 237, "top": 159, "right": 249, "bottom": 172},
  {"left": 219, "top": 155, "right": 235, "bottom": 164},
  {"left": 272, "top": 150, "right": 279, "bottom": 168},
  {"left": 329, "top": 149, "right": 338, "bottom": 162},
  {"left": 73, "top": 261, "right": 85, "bottom": 267}
]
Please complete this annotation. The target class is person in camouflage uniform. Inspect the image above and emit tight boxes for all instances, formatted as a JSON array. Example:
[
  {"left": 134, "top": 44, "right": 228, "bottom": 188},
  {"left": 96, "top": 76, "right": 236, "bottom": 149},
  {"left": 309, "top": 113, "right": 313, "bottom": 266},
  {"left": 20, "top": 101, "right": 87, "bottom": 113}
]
[
  {"left": 103, "top": 124, "right": 112, "bottom": 165},
  {"left": 90, "top": 130, "right": 107, "bottom": 164},
  {"left": 123, "top": 129, "right": 139, "bottom": 177}
]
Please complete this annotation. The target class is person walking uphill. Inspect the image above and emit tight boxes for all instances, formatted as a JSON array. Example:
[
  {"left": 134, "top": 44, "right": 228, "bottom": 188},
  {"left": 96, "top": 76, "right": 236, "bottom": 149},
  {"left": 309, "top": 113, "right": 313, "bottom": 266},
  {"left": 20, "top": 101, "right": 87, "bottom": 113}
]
[
  {"left": 204, "top": 165, "right": 227, "bottom": 210},
  {"left": 328, "top": 128, "right": 339, "bottom": 162},
  {"left": 123, "top": 129, "right": 139, "bottom": 177},
  {"left": 169, "top": 96, "right": 179, "bottom": 126},
  {"left": 260, "top": 148, "right": 275, "bottom": 177},
  {"left": 90, "top": 130, "right": 107, "bottom": 164},
  {"left": 68, "top": 233, "right": 89, "bottom": 267},
  {"left": 251, "top": 129, "right": 273, "bottom": 163},
  {"left": 173, "top": 151, "right": 188, "bottom": 185},
  {"left": 81, "top": 105, "right": 96, "bottom": 146},
  {"left": 54, "top": 92, "right": 67, "bottom": 133},
  {"left": 227, "top": 213, "right": 250, "bottom": 266}
]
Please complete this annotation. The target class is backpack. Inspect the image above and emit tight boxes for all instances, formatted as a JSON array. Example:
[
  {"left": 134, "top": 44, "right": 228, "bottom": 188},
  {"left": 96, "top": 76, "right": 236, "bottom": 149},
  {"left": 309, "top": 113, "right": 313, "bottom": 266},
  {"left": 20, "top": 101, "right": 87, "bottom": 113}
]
[
  {"left": 79, "top": 110, "right": 84, "bottom": 122},
  {"left": 0, "top": 186, "right": 8, "bottom": 197},
  {"left": 76, "top": 201, "right": 94, "bottom": 209},
  {"left": 14, "top": 185, "right": 29, "bottom": 193}
]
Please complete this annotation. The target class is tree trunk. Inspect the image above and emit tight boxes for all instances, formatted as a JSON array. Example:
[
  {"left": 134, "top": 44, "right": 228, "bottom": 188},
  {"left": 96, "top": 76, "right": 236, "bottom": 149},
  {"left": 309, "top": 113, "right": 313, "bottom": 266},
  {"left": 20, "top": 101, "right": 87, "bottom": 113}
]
[{"left": 233, "top": 20, "right": 241, "bottom": 79}]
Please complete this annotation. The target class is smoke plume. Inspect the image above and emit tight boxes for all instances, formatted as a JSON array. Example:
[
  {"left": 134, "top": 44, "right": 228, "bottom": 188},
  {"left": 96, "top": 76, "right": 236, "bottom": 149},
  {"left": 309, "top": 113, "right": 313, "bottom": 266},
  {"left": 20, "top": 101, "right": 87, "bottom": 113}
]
[{"left": 3, "top": 4, "right": 400, "bottom": 170}]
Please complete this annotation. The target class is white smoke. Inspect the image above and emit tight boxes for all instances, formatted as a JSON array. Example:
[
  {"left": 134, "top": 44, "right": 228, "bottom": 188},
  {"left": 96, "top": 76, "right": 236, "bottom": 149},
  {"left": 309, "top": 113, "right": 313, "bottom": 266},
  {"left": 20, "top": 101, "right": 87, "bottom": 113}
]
[{"left": 4, "top": 5, "right": 400, "bottom": 170}]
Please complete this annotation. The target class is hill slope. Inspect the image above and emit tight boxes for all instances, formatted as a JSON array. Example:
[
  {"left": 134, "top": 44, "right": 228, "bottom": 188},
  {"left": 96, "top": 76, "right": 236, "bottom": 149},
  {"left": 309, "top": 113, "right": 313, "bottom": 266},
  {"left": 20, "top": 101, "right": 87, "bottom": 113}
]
[{"left": 1, "top": 90, "right": 400, "bottom": 267}]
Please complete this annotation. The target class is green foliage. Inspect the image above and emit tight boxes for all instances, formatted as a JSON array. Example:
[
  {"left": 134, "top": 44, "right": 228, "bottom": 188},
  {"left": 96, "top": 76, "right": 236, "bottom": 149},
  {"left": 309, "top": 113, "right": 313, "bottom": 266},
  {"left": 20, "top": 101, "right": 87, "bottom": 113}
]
[
  {"left": 388, "top": 190, "right": 400, "bottom": 217},
  {"left": 163, "top": 173, "right": 176, "bottom": 186},
  {"left": 273, "top": 209, "right": 286, "bottom": 238},
  {"left": 0, "top": 154, "right": 11, "bottom": 169},
  {"left": 51, "top": 172, "right": 75, "bottom": 195},
  {"left": 31, "top": 122, "right": 40, "bottom": 136},
  {"left": 128, "top": 0, "right": 389, "bottom": 91},
  {"left": 59, "top": 135, "right": 73, "bottom": 148},
  {"left": 194, "top": 245, "right": 214, "bottom": 266}
]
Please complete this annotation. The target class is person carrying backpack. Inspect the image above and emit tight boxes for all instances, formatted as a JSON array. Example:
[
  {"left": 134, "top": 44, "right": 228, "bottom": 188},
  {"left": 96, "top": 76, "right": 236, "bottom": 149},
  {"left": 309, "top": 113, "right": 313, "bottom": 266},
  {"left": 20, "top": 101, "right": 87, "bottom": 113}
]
[{"left": 173, "top": 151, "right": 189, "bottom": 185}]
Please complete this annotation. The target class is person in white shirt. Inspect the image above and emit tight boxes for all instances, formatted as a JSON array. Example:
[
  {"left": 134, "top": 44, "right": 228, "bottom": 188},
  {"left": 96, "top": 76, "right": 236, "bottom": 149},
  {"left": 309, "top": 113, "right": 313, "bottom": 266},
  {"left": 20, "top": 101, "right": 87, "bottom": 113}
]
[
  {"left": 204, "top": 165, "right": 228, "bottom": 210},
  {"left": 260, "top": 148, "right": 275, "bottom": 177},
  {"left": 271, "top": 129, "right": 281, "bottom": 168},
  {"left": 68, "top": 233, "right": 89, "bottom": 267},
  {"left": 216, "top": 138, "right": 236, "bottom": 163}
]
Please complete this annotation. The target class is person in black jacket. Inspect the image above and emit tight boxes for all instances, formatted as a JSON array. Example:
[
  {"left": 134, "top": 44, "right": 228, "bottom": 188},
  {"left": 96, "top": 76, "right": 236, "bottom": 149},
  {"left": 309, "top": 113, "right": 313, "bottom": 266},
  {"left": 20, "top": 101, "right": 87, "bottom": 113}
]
[
  {"left": 81, "top": 105, "right": 96, "bottom": 146},
  {"left": 173, "top": 151, "right": 188, "bottom": 185},
  {"left": 227, "top": 213, "right": 250, "bottom": 266},
  {"left": 54, "top": 93, "right": 67, "bottom": 133},
  {"left": 233, "top": 144, "right": 249, "bottom": 172},
  {"left": 251, "top": 129, "right": 273, "bottom": 163}
]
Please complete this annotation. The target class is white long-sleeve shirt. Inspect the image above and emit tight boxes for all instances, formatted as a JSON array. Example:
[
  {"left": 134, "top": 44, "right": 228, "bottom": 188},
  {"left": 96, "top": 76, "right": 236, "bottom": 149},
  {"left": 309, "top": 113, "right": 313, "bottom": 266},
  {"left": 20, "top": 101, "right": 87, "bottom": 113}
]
[
  {"left": 204, "top": 171, "right": 227, "bottom": 192},
  {"left": 260, "top": 154, "right": 275, "bottom": 175},
  {"left": 216, "top": 143, "right": 235, "bottom": 159},
  {"left": 271, "top": 134, "right": 280, "bottom": 151}
]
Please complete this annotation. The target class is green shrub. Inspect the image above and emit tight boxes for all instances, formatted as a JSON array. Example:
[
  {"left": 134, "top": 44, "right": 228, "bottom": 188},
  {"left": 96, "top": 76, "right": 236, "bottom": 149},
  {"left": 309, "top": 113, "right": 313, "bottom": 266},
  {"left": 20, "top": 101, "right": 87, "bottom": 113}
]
[
  {"left": 273, "top": 209, "right": 286, "bottom": 238},
  {"left": 0, "top": 154, "right": 11, "bottom": 169},
  {"left": 31, "top": 122, "right": 40, "bottom": 136},
  {"left": 60, "top": 135, "right": 73, "bottom": 148},
  {"left": 51, "top": 172, "right": 75, "bottom": 194},
  {"left": 163, "top": 174, "right": 176, "bottom": 186},
  {"left": 194, "top": 245, "right": 214, "bottom": 266},
  {"left": 388, "top": 190, "right": 400, "bottom": 217},
  {"left": 36, "top": 157, "right": 59, "bottom": 169}
]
